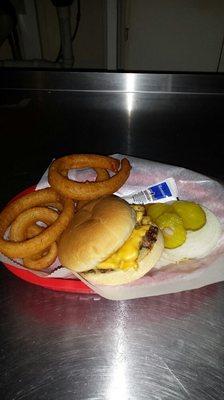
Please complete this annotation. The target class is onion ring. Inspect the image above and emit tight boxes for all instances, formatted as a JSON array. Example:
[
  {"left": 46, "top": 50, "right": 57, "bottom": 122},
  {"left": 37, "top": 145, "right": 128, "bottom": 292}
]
[
  {"left": 44, "top": 202, "right": 63, "bottom": 211},
  {"left": 10, "top": 206, "right": 59, "bottom": 270},
  {"left": 77, "top": 168, "right": 110, "bottom": 210},
  {"left": 25, "top": 224, "right": 58, "bottom": 270},
  {"left": 94, "top": 168, "right": 110, "bottom": 182},
  {"left": 0, "top": 188, "right": 74, "bottom": 259},
  {"left": 10, "top": 207, "right": 59, "bottom": 241},
  {"left": 23, "top": 243, "right": 58, "bottom": 270},
  {"left": 26, "top": 223, "right": 48, "bottom": 239},
  {"left": 10, "top": 207, "right": 59, "bottom": 271},
  {"left": 48, "top": 154, "right": 131, "bottom": 200}
]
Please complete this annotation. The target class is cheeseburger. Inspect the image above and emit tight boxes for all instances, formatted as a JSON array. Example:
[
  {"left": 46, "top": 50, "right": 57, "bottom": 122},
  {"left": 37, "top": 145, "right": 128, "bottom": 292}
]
[{"left": 58, "top": 195, "right": 164, "bottom": 285}]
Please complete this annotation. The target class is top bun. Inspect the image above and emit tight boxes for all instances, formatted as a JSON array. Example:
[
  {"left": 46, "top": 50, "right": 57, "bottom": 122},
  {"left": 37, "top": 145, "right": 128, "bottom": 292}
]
[{"left": 58, "top": 195, "right": 136, "bottom": 272}]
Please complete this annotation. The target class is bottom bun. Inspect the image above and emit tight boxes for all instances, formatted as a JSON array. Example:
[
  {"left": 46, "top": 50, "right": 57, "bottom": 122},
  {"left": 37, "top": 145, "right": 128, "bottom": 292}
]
[{"left": 81, "top": 230, "right": 164, "bottom": 286}]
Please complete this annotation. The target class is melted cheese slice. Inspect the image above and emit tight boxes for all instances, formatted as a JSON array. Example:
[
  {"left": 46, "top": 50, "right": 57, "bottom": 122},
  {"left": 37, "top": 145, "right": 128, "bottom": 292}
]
[{"left": 97, "top": 225, "right": 149, "bottom": 271}]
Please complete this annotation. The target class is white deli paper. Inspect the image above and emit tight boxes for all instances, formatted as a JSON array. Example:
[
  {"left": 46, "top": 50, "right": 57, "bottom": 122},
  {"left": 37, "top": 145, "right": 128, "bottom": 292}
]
[{"left": 1, "top": 154, "right": 224, "bottom": 300}]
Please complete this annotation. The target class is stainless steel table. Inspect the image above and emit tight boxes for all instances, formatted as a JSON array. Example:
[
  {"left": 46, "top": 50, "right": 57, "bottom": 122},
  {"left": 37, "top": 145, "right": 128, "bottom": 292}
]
[
  {"left": 0, "top": 70, "right": 224, "bottom": 399},
  {"left": 1, "top": 267, "right": 224, "bottom": 400}
]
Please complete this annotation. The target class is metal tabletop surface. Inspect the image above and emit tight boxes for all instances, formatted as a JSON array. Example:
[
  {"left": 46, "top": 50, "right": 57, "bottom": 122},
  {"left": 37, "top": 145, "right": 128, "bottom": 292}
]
[
  {"left": 0, "top": 70, "right": 224, "bottom": 400},
  {"left": 1, "top": 266, "right": 224, "bottom": 400}
]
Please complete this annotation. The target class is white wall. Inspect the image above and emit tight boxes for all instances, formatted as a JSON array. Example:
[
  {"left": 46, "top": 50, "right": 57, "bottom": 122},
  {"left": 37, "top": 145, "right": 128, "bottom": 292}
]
[{"left": 119, "top": 0, "right": 224, "bottom": 72}]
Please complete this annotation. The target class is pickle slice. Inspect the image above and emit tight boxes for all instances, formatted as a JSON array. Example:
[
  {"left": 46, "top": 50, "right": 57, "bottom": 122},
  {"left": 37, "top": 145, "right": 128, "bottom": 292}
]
[
  {"left": 146, "top": 203, "right": 171, "bottom": 222},
  {"left": 171, "top": 201, "right": 206, "bottom": 231},
  {"left": 156, "top": 212, "right": 186, "bottom": 249}
]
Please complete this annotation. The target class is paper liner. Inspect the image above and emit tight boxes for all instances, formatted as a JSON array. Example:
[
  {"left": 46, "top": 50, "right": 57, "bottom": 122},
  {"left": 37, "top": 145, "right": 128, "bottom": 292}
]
[{"left": 1, "top": 154, "right": 224, "bottom": 299}]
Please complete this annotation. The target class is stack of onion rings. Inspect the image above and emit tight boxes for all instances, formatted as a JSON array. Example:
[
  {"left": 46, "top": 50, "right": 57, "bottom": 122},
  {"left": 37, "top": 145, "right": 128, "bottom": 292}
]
[
  {"left": 0, "top": 187, "right": 74, "bottom": 260},
  {"left": 48, "top": 154, "right": 131, "bottom": 200},
  {"left": 10, "top": 206, "right": 59, "bottom": 270},
  {"left": 0, "top": 154, "right": 131, "bottom": 271}
]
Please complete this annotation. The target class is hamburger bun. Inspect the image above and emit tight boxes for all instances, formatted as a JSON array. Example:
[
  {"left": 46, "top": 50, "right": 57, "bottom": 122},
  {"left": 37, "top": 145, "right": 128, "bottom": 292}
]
[{"left": 58, "top": 195, "right": 164, "bottom": 285}]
